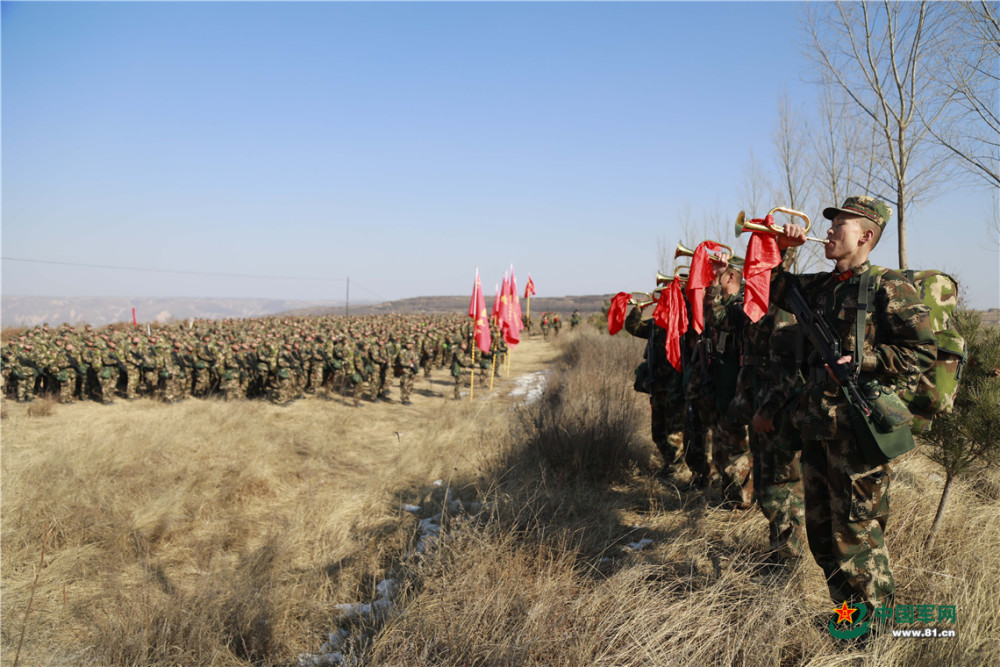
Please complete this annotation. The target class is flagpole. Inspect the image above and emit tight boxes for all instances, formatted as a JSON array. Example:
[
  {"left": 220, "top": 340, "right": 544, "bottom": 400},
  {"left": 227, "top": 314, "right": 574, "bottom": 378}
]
[
  {"left": 470, "top": 343, "right": 475, "bottom": 400},
  {"left": 489, "top": 350, "right": 496, "bottom": 391}
]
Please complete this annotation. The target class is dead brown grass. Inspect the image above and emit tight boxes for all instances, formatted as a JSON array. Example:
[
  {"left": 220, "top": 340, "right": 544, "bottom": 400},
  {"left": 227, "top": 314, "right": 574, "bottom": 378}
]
[{"left": 2, "top": 331, "right": 997, "bottom": 666}]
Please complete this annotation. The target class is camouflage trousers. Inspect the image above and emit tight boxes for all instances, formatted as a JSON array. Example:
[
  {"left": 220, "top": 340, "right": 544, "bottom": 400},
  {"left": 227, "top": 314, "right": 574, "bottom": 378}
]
[
  {"left": 684, "top": 398, "right": 716, "bottom": 482},
  {"left": 15, "top": 370, "right": 37, "bottom": 401},
  {"left": 269, "top": 373, "right": 299, "bottom": 405},
  {"left": 801, "top": 435, "right": 894, "bottom": 610},
  {"left": 161, "top": 370, "right": 186, "bottom": 403},
  {"left": 749, "top": 426, "right": 806, "bottom": 561},
  {"left": 192, "top": 367, "right": 213, "bottom": 397},
  {"left": 714, "top": 408, "right": 753, "bottom": 508},
  {"left": 650, "top": 385, "right": 684, "bottom": 470},
  {"left": 123, "top": 365, "right": 142, "bottom": 399},
  {"left": 352, "top": 376, "right": 374, "bottom": 406},
  {"left": 399, "top": 371, "right": 415, "bottom": 403},
  {"left": 96, "top": 367, "right": 118, "bottom": 403},
  {"left": 221, "top": 370, "right": 242, "bottom": 401},
  {"left": 53, "top": 369, "right": 78, "bottom": 403},
  {"left": 305, "top": 361, "right": 324, "bottom": 394}
]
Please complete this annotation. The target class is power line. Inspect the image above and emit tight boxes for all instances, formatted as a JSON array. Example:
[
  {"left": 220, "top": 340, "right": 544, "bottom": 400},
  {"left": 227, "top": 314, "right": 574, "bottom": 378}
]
[{"left": 1, "top": 256, "right": 388, "bottom": 302}]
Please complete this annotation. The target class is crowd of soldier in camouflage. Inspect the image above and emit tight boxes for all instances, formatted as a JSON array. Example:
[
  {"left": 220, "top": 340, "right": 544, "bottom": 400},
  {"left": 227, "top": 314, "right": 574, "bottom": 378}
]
[
  {"left": 1, "top": 313, "right": 513, "bottom": 407},
  {"left": 538, "top": 311, "right": 562, "bottom": 339},
  {"left": 626, "top": 196, "right": 935, "bottom": 625}
]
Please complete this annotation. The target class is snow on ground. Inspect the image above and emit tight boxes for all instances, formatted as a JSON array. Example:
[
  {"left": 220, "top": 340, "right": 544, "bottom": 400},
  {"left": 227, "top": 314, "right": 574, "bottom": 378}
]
[
  {"left": 298, "top": 369, "right": 545, "bottom": 665},
  {"left": 507, "top": 370, "right": 548, "bottom": 405},
  {"left": 298, "top": 488, "right": 490, "bottom": 666}
]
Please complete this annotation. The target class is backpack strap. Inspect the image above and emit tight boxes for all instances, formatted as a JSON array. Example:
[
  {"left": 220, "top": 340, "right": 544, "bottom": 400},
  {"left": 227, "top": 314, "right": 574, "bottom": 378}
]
[{"left": 856, "top": 269, "right": 872, "bottom": 380}]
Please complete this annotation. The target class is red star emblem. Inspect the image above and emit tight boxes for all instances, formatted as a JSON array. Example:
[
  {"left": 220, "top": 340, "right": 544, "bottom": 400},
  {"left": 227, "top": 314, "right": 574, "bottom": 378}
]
[{"left": 833, "top": 601, "right": 858, "bottom": 624}]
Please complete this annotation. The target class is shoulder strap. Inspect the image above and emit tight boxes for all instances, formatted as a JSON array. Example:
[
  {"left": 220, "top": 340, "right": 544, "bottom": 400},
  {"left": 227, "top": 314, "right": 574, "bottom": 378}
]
[{"left": 856, "top": 270, "right": 873, "bottom": 380}]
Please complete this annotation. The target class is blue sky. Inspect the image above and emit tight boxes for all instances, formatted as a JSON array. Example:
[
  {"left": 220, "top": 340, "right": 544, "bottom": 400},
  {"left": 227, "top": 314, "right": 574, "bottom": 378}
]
[{"left": 2, "top": 1, "right": 997, "bottom": 309}]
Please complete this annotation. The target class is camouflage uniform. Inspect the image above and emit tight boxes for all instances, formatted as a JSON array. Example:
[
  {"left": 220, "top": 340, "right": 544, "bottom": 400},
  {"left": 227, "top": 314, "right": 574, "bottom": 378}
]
[
  {"left": 771, "top": 258, "right": 935, "bottom": 610},
  {"left": 451, "top": 341, "right": 472, "bottom": 399},
  {"left": 122, "top": 338, "right": 145, "bottom": 399},
  {"left": 397, "top": 341, "right": 419, "bottom": 404},
  {"left": 97, "top": 340, "right": 121, "bottom": 403},
  {"left": 704, "top": 284, "right": 753, "bottom": 508},
  {"left": 44, "top": 339, "right": 77, "bottom": 403},
  {"left": 272, "top": 343, "right": 300, "bottom": 405},
  {"left": 161, "top": 342, "right": 188, "bottom": 402},
  {"left": 220, "top": 344, "right": 244, "bottom": 401},
  {"left": 683, "top": 315, "right": 717, "bottom": 487},
  {"left": 625, "top": 306, "right": 685, "bottom": 474},
  {"left": 730, "top": 297, "right": 807, "bottom": 563},
  {"left": 351, "top": 342, "right": 375, "bottom": 406},
  {"left": 192, "top": 338, "right": 218, "bottom": 398}
]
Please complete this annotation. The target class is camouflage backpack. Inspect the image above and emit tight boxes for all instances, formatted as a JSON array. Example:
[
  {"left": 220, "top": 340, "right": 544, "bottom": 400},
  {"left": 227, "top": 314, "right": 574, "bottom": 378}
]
[{"left": 868, "top": 268, "right": 967, "bottom": 432}]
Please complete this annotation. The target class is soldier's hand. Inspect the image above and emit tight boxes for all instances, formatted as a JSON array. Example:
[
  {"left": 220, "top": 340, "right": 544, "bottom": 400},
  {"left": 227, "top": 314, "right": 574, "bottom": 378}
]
[
  {"left": 824, "top": 355, "right": 852, "bottom": 384},
  {"left": 751, "top": 412, "right": 774, "bottom": 434},
  {"left": 777, "top": 223, "right": 806, "bottom": 249}
]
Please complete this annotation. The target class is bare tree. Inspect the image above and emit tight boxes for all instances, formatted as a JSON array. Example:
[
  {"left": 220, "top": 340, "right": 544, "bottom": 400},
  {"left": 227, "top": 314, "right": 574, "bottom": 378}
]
[
  {"left": 739, "top": 148, "right": 770, "bottom": 220},
  {"left": 771, "top": 91, "right": 825, "bottom": 271},
  {"left": 926, "top": 0, "right": 999, "bottom": 188},
  {"left": 805, "top": 1, "right": 957, "bottom": 269}
]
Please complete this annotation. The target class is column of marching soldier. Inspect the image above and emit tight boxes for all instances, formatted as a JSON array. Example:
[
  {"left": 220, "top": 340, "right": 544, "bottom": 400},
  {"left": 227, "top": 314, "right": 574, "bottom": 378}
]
[
  {"left": 625, "top": 196, "right": 937, "bottom": 633},
  {"left": 0, "top": 313, "right": 516, "bottom": 407}
]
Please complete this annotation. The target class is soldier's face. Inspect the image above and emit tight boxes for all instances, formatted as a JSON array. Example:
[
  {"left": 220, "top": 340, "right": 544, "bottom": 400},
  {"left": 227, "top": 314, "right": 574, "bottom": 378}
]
[{"left": 825, "top": 214, "right": 866, "bottom": 262}]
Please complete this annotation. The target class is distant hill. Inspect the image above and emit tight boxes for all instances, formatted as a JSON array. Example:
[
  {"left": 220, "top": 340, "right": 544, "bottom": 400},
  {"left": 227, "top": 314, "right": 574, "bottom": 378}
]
[
  {"left": 1, "top": 296, "right": 347, "bottom": 328},
  {"left": 1, "top": 294, "right": 613, "bottom": 329},
  {"left": 280, "top": 294, "right": 614, "bottom": 317},
  {"left": 5, "top": 295, "right": 995, "bottom": 330}
]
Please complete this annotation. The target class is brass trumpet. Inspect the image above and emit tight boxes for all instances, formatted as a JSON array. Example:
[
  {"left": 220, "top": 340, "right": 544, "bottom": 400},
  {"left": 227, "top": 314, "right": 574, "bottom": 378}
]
[
  {"left": 675, "top": 241, "right": 744, "bottom": 266},
  {"left": 628, "top": 287, "right": 664, "bottom": 309},
  {"left": 735, "top": 206, "right": 828, "bottom": 244}
]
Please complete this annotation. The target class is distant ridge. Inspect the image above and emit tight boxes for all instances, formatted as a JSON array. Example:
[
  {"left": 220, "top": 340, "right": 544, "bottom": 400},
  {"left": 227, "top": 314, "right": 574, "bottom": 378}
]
[
  {"left": 1, "top": 296, "right": 347, "bottom": 328},
  {"left": 281, "top": 294, "right": 613, "bottom": 317}
]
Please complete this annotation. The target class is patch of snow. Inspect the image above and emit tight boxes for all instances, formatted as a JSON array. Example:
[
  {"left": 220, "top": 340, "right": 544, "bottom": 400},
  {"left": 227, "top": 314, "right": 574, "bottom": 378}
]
[
  {"left": 508, "top": 370, "right": 548, "bottom": 404},
  {"left": 624, "top": 538, "right": 654, "bottom": 552}
]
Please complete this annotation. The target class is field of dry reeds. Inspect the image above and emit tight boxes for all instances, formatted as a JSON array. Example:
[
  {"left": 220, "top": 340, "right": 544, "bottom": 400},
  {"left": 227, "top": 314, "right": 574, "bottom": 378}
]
[{"left": 2, "top": 330, "right": 997, "bottom": 666}]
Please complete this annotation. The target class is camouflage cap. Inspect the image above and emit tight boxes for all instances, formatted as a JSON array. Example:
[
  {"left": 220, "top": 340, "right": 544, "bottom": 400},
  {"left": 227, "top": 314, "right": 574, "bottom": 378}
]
[{"left": 823, "top": 195, "right": 892, "bottom": 230}]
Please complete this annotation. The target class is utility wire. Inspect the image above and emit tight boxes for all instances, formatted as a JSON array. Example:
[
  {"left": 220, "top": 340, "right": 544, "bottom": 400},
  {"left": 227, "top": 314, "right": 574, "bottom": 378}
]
[{"left": 1, "top": 256, "right": 388, "bottom": 302}]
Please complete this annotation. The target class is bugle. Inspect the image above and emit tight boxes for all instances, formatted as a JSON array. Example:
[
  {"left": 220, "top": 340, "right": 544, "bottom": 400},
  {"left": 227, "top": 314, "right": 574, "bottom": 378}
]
[
  {"left": 628, "top": 287, "right": 664, "bottom": 309},
  {"left": 735, "top": 207, "right": 828, "bottom": 244},
  {"left": 675, "top": 241, "right": 743, "bottom": 267}
]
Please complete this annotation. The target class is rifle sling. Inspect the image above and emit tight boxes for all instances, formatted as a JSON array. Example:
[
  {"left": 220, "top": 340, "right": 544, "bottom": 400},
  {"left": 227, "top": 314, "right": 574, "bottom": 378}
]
[{"left": 856, "top": 270, "right": 871, "bottom": 381}]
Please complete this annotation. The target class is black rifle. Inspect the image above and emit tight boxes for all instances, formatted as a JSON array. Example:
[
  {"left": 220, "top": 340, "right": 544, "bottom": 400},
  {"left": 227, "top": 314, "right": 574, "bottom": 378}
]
[{"left": 785, "top": 285, "right": 871, "bottom": 417}]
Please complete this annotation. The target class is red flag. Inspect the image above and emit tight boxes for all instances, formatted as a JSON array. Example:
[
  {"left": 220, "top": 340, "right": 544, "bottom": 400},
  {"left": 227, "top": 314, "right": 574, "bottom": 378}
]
[
  {"left": 510, "top": 269, "right": 524, "bottom": 333},
  {"left": 491, "top": 283, "right": 501, "bottom": 323},
  {"left": 607, "top": 292, "right": 631, "bottom": 335},
  {"left": 652, "top": 289, "right": 669, "bottom": 330},
  {"left": 504, "top": 266, "right": 521, "bottom": 345},
  {"left": 685, "top": 241, "right": 723, "bottom": 334},
  {"left": 524, "top": 275, "right": 536, "bottom": 299},
  {"left": 468, "top": 269, "right": 482, "bottom": 319},
  {"left": 743, "top": 222, "right": 781, "bottom": 323},
  {"left": 498, "top": 273, "right": 510, "bottom": 330},
  {"left": 663, "top": 280, "right": 688, "bottom": 371},
  {"left": 473, "top": 274, "right": 492, "bottom": 353}
]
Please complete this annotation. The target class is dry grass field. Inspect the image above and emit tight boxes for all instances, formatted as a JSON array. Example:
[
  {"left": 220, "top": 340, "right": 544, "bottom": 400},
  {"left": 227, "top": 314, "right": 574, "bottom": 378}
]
[{"left": 2, "top": 330, "right": 998, "bottom": 666}]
